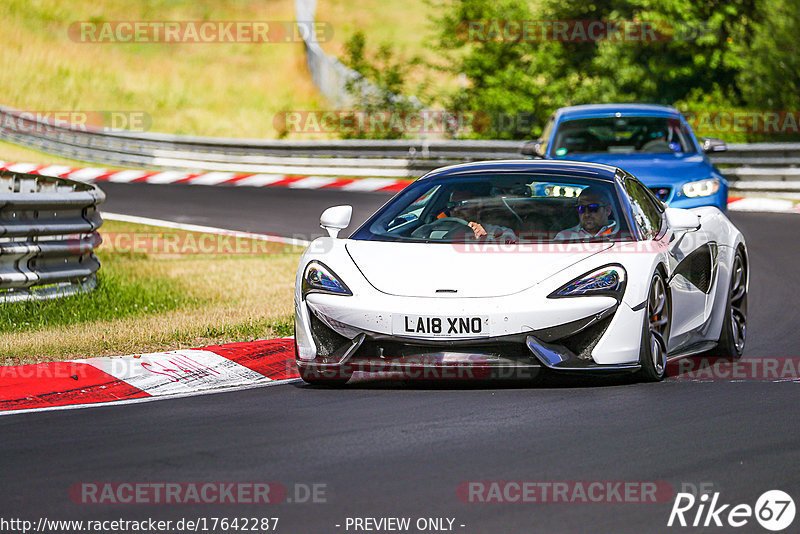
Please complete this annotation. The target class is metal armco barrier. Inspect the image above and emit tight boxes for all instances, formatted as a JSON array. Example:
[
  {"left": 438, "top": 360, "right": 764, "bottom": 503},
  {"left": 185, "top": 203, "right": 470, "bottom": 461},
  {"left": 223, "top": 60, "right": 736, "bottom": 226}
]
[
  {"left": 1, "top": 104, "right": 799, "bottom": 189},
  {"left": 0, "top": 170, "right": 104, "bottom": 302}
]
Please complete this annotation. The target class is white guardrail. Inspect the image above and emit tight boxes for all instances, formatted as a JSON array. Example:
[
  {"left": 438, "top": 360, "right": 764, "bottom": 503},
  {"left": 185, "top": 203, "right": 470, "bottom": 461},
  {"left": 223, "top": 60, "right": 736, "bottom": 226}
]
[
  {"left": 1, "top": 105, "right": 799, "bottom": 191},
  {"left": 0, "top": 169, "right": 104, "bottom": 302}
]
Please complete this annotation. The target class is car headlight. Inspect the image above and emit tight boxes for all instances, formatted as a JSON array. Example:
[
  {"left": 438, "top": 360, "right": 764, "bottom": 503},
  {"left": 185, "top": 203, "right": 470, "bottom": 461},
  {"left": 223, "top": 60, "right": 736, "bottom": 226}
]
[
  {"left": 682, "top": 178, "right": 720, "bottom": 198},
  {"left": 549, "top": 265, "right": 626, "bottom": 300},
  {"left": 302, "top": 261, "right": 352, "bottom": 298}
]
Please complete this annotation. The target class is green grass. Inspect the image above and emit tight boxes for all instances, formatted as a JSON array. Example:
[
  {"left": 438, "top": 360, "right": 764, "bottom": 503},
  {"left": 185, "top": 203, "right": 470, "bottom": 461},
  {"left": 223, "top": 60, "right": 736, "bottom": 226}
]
[
  {"left": 0, "top": 219, "right": 302, "bottom": 363},
  {"left": 0, "top": 253, "right": 194, "bottom": 333}
]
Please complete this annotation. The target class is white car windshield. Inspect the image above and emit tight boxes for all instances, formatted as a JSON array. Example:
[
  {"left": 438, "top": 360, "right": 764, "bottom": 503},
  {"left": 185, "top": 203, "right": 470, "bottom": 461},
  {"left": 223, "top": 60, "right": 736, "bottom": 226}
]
[{"left": 351, "top": 174, "right": 634, "bottom": 243}]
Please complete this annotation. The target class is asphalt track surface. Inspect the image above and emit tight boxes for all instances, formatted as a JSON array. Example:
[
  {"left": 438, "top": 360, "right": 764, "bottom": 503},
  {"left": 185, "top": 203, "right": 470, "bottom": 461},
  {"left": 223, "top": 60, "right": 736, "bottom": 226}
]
[{"left": 2, "top": 183, "right": 799, "bottom": 533}]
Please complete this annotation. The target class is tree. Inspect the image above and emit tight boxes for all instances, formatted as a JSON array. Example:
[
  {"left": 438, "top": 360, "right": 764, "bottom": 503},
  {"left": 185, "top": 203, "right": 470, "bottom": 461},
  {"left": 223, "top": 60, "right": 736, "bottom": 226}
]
[{"left": 432, "top": 0, "right": 762, "bottom": 139}]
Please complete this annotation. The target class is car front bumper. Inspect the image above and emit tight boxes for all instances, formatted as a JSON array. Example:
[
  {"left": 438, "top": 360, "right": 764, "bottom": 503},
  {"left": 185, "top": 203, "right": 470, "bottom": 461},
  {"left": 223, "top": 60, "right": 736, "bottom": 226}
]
[{"left": 295, "top": 291, "right": 644, "bottom": 376}]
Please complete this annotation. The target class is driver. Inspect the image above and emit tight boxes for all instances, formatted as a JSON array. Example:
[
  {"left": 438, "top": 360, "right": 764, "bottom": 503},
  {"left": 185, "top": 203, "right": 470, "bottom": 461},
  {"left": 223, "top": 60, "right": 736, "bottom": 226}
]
[
  {"left": 413, "top": 188, "right": 516, "bottom": 242},
  {"left": 555, "top": 186, "right": 617, "bottom": 240}
]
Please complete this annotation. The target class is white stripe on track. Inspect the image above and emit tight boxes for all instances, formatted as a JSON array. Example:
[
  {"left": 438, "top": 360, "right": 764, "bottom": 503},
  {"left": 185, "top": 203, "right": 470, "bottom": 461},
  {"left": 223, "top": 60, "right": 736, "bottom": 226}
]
[
  {"left": 233, "top": 174, "right": 287, "bottom": 187},
  {"left": 728, "top": 198, "right": 798, "bottom": 213},
  {"left": 287, "top": 176, "right": 339, "bottom": 189},
  {"left": 35, "top": 165, "right": 73, "bottom": 177},
  {"left": 67, "top": 167, "right": 109, "bottom": 181},
  {"left": 340, "top": 177, "right": 399, "bottom": 191},
  {"left": 83, "top": 349, "right": 272, "bottom": 397},
  {"left": 144, "top": 171, "right": 192, "bottom": 184},
  {"left": 5, "top": 163, "right": 41, "bottom": 174},
  {"left": 188, "top": 172, "right": 238, "bottom": 185},
  {"left": 101, "top": 212, "right": 311, "bottom": 247},
  {"left": 107, "top": 170, "right": 148, "bottom": 183}
]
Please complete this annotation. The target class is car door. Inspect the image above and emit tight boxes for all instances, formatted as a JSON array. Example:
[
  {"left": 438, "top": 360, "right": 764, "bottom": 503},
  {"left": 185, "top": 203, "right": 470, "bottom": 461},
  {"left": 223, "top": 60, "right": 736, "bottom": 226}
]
[{"left": 624, "top": 177, "right": 710, "bottom": 351}]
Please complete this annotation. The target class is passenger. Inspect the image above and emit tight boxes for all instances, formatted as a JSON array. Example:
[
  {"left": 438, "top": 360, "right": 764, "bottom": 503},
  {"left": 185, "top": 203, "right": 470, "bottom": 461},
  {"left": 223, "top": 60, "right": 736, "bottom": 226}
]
[{"left": 555, "top": 186, "right": 617, "bottom": 240}]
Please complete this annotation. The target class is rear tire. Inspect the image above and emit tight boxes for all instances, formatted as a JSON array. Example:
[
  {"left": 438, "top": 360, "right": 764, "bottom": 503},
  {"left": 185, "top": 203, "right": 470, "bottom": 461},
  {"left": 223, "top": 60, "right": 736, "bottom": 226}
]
[
  {"left": 707, "top": 248, "right": 747, "bottom": 360},
  {"left": 637, "top": 271, "right": 671, "bottom": 382}
]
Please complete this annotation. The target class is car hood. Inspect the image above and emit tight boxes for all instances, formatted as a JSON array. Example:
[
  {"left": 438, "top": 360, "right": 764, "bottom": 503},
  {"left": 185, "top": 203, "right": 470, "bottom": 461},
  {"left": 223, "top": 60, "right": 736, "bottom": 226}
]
[
  {"left": 553, "top": 153, "right": 713, "bottom": 185},
  {"left": 345, "top": 240, "right": 613, "bottom": 298}
]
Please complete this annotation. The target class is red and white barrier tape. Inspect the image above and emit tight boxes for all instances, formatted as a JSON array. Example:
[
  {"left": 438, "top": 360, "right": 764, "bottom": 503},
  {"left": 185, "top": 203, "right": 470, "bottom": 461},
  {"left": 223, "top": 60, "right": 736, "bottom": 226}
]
[
  {"left": 0, "top": 161, "right": 412, "bottom": 192},
  {"left": 3, "top": 161, "right": 799, "bottom": 211}
]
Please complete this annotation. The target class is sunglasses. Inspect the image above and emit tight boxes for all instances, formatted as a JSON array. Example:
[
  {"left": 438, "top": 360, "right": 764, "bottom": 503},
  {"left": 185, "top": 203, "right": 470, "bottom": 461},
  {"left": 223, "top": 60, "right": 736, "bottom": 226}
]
[{"left": 577, "top": 203, "right": 607, "bottom": 214}]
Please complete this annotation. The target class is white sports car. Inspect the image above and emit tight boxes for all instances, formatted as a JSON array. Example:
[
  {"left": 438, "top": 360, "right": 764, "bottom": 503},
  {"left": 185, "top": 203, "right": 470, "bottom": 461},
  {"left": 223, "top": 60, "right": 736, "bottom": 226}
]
[{"left": 294, "top": 160, "right": 748, "bottom": 384}]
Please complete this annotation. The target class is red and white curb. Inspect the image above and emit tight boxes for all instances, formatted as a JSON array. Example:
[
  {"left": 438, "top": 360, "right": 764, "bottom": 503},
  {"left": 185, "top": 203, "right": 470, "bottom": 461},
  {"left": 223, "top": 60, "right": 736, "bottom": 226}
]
[
  {"left": 727, "top": 196, "right": 800, "bottom": 213},
  {"left": 4, "top": 161, "right": 800, "bottom": 211},
  {"left": 0, "top": 339, "right": 299, "bottom": 415},
  {"left": 0, "top": 161, "right": 412, "bottom": 192}
]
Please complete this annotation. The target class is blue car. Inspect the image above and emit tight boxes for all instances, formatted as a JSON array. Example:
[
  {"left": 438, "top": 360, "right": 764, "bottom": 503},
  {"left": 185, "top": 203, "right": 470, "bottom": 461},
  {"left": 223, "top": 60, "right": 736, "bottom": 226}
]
[{"left": 521, "top": 104, "right": 728, "bottom": 210}]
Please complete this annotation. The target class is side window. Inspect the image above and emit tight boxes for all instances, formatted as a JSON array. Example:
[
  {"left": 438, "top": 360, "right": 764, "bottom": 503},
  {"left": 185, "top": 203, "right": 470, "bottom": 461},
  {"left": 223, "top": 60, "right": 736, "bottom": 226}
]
[{"left": 625, "top": 179, "right": 663, "bottom": 239}]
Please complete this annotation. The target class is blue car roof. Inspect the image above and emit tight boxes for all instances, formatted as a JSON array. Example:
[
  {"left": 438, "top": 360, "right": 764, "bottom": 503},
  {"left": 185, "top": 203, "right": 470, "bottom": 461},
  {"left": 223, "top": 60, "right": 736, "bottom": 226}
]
[
  {"left": 419, "top": 159, "right": 620, "bottom": 182},
  {"left": 555, "top": 104, "right": 682, "bottom": 121}
]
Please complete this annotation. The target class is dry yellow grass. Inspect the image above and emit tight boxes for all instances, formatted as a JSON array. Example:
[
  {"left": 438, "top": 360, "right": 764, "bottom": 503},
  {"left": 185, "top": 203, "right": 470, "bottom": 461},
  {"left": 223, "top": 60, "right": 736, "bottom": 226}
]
[
  {"left": 0, "top": 139, "right": 128, "bottom": 168},
  {"left": 317, "top": 0, "right": 459, "bottom": 97},
  {"left": 1, "top": 0, "right": 324, "bottom": 138},
  {"left": 0, "top": 220, "right": 303, "bottom": 364},
  {"left": 1, "top": 0, "right": 453, "bottom": 144}
]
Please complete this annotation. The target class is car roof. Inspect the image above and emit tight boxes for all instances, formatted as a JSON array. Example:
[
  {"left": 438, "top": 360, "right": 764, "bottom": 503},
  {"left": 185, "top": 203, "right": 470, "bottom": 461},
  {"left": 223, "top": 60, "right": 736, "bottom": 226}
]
[
  {"left": 555, "top": 104, "right": 682, "bottom": 121},
  {"left": 418, "top": 159, "right": 620, "bottom": 182}
]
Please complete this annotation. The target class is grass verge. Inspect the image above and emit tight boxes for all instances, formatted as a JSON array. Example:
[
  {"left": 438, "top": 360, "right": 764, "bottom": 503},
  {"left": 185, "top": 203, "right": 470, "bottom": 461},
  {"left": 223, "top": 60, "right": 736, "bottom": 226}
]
[{"left": 0, "top": 220, "right": 302, "bottom": 365}]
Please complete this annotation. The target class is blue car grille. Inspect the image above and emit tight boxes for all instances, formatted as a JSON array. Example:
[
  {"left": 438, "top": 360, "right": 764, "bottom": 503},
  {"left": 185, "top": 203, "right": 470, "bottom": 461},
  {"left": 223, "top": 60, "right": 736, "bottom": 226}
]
[{"left": 649, "top": 187, "right": 671, "bottom": 201}]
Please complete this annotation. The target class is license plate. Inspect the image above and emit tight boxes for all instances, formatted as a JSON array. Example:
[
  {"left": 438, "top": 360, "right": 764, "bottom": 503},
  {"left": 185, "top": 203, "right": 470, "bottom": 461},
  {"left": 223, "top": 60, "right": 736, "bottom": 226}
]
[{"left": 392, "top": 314, "right": 489, "bottom": 337}]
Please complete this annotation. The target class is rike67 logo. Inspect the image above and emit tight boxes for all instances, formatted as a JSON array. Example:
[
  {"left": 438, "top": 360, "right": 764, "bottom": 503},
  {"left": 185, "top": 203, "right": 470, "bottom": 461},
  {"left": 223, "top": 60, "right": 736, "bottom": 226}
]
[{"left": 668, "top": 490, "right": 796, "bottom": 531}]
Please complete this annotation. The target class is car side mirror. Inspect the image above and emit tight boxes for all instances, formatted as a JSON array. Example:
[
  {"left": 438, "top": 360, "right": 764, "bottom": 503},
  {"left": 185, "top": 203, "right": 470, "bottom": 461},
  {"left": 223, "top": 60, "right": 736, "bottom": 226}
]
[
  {"left": 520, "top": 140, "right": 544, "bottom": 158},
  {"left": 320, "top": 205, "right": 352, "bottom": 238},
  {"left": 665, "top": 207, "right": 701, "bottom": 232},
  {"left": 700, "top": 137, "right": 727, "bottom": 153}
]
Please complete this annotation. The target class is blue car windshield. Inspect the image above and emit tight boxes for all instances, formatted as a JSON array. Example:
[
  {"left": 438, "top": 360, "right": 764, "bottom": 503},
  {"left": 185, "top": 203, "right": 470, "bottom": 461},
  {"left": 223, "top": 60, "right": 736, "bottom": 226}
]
[
  {"left": 552, "top": 117, "right": 696, "bottom": 156},
  {"left": 350, "top": 173, "right": 634, "bottom": 244}
]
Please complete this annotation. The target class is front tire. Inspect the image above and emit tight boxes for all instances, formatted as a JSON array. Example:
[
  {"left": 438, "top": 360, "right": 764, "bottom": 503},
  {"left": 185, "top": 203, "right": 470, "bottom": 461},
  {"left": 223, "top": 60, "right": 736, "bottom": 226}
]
[
  {"left": 637, "top": 271, "right": 671, "bottom": 382},
  {"left": 707, "top": 248, "right": 747, "bottom": 360}
]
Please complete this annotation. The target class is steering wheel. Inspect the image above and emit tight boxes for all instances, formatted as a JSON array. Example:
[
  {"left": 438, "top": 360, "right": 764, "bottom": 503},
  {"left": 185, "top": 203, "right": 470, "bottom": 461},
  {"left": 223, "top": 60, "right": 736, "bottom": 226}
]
[{"left": 411, "top": 217, "right": 472, "bottom": 239}]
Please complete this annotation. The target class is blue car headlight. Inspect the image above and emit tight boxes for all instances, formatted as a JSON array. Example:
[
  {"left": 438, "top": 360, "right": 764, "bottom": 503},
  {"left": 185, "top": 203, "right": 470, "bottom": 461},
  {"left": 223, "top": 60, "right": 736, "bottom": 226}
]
[
  {"left": 682, "top": 178, "right": 720, "bottom": 198},
  {"left": 302, "top": 261, "right": 352, "bottom": 298},
  {"left": 549, "top": 265, "right": 626, "bottom": 301}
]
